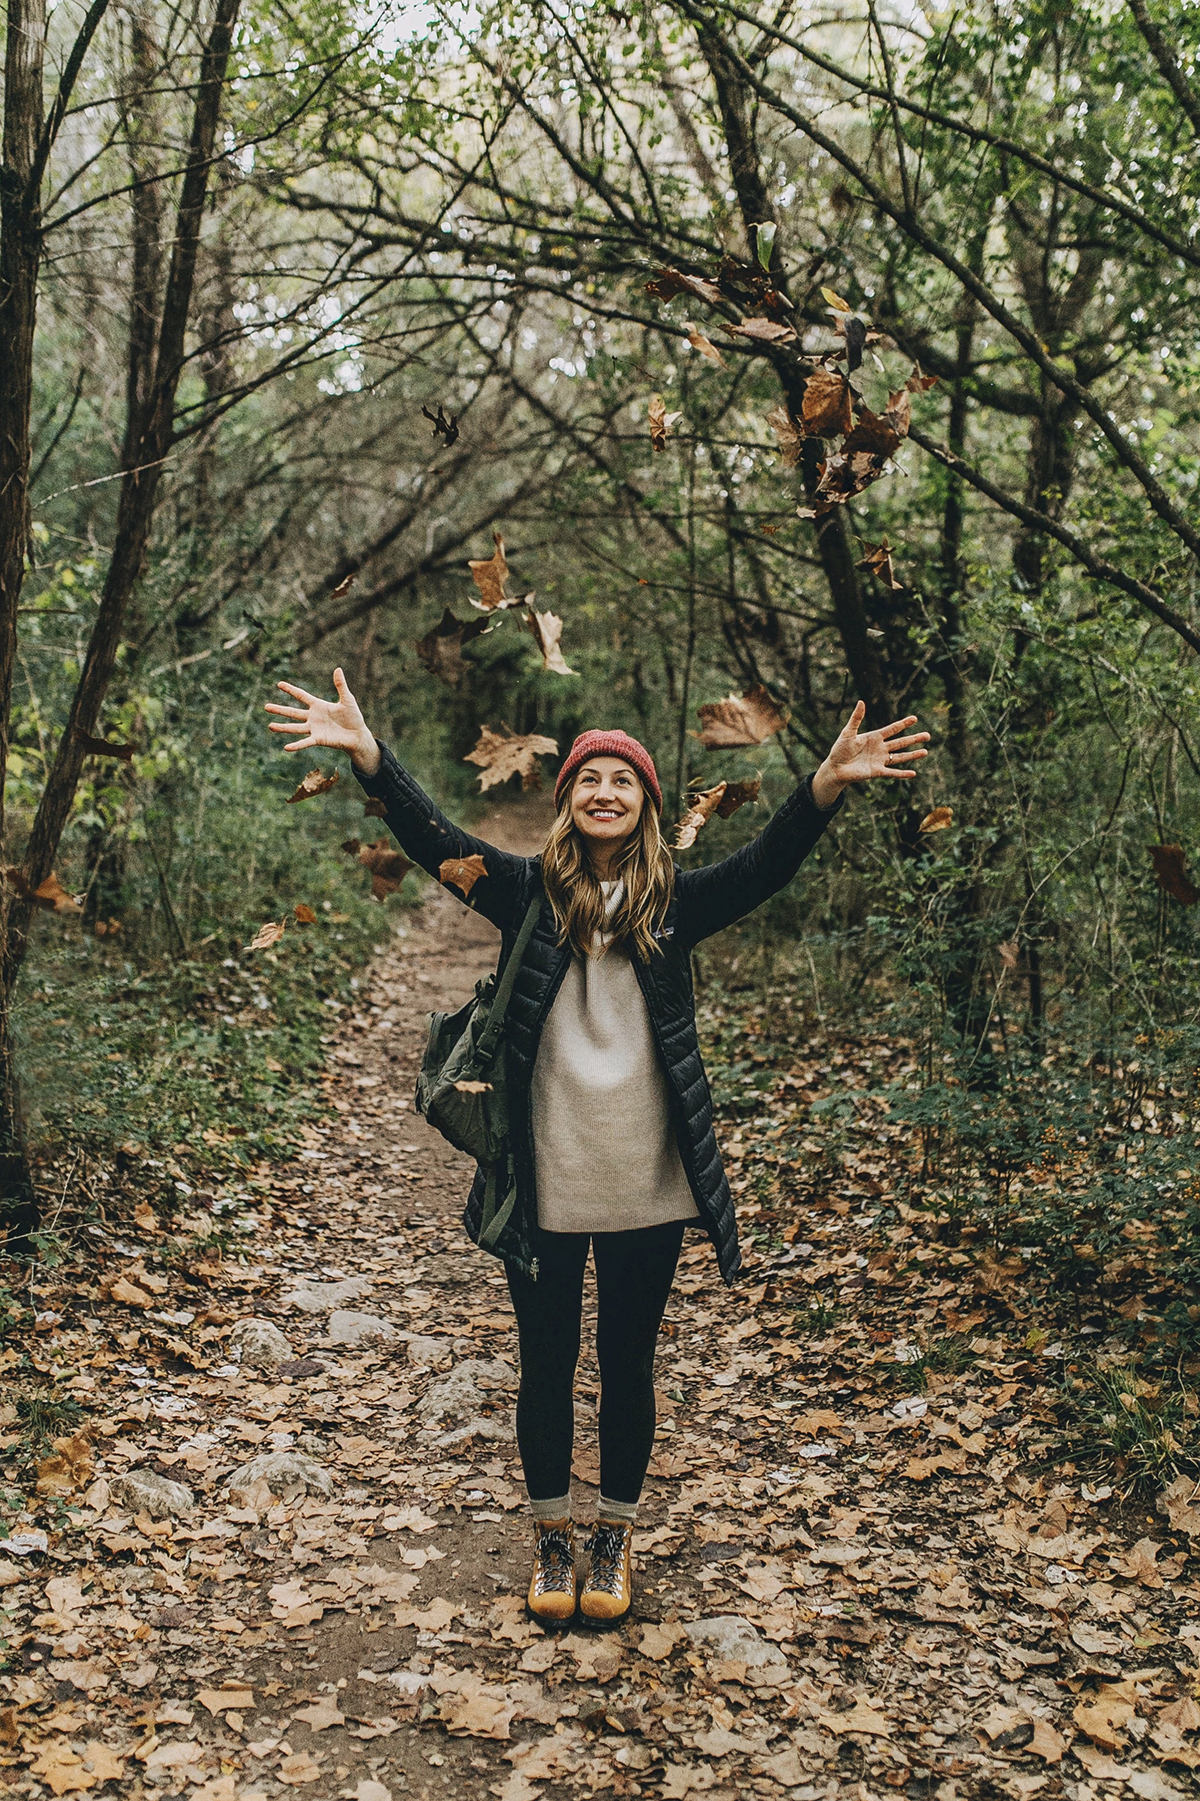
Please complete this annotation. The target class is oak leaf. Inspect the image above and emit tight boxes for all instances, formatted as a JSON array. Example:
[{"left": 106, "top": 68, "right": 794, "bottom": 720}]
[
  {"left": 801, "top": 367, "right": 853, "bottom": 437},
  {"left": 696, "top": 685, "right": 787, "bottom": 749},
  {"left": 415, "top": 606, "right": 492, "bottom": 686},
  {"left": 439, "top": 854, "right": 488, "bottom": 898},
  {"left": 248, "top": 920, "right": 286, "bottom": 950},
  {"left": 286, "top": 768, "right": 339, "bottom": 803},
  {"left": 464, "top": 725, "right": 558, "bottom": 791},
  {"left": 919, "top": 807, "right": 954, "bottom": 834},
  {"left": 525, "top": 606, "right": 575, "bottom": 675}
]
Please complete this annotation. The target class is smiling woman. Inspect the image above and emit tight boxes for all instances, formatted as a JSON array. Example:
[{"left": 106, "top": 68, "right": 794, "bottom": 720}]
[{"left": 265, "top": 666, "right": 928, "bottom": 1629}]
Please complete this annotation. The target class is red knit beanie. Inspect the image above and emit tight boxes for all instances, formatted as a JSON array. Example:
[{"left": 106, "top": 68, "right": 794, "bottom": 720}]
[{"left": 554, "top": 729, "right": 663, "bottom": 812}]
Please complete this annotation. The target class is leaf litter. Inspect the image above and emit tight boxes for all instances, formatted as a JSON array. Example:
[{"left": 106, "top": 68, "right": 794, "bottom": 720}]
[{"left": 2, "top": 808, "right": 1197, "bottom": 1801}]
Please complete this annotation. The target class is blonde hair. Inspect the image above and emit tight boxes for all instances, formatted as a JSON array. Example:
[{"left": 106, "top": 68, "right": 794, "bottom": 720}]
[{"left": 541, "top": 778, "right": 675, "bottom": 962}]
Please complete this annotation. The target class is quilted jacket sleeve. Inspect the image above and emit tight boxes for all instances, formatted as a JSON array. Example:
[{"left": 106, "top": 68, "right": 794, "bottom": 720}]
[
  {"left": 673, "top": 773, "right": 843, "bottom": 946},
  {"left": 352, "top": 741, "right": 528, "bottom": 932}
]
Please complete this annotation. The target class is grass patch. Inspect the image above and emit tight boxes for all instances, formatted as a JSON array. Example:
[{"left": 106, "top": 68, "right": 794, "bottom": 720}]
[{"left": 1056, "top": 1359, "right": 1199, "bottom": 1498}]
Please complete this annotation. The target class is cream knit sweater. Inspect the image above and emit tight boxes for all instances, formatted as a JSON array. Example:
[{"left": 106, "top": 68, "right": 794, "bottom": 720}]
[{"left": 530, "top": 882, "right": 699, "bottom": 1234}]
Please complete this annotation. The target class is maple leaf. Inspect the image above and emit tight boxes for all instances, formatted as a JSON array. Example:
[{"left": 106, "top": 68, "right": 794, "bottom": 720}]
[
  {"left": 294, "top": 903, "right": 317, "bottom": 924},
  {"left": 73, "top": 729, "right": 135, "bottom": 761},
  {"left": 1150, "top": 843, "right": 1198, "bottom": 905},
  {"left": 649, "top": 393, "right": 683, "bottom": 451},
  {"left": 525, "top": 606, "right": 575, "bottom": 675},
  {"left": 415, "top": 606, "right": 492, "bottom": 686},
  {"left": 801, "top": 367, "right": 853, "bottom": 437},
  {"left": 439, "top": 853, "right": 488, "bottom": 898},
  {"left": 464, "top": 725, "right": 558, "bottom": 791},
  {"left": 248, "top": 920, "right": 286, "bottom": 949},
  {"left": 686, "top": 325, "right": 727, "bottom": 366},
  {"left": 717, "top": 775, "right": 762, "bottom": 814},
  {"left": 196, "top": 1686, "right": 255, "bottom": 1716},
  {"left": 918, "top": 806, "right": 954, "bottom": 834},
  {"left": 674, "top": 783, "right": 727, "bottom": 850},
  {"left": 696, "top": 685, "right": 788, "bottom": 749},
  {"left": 857, "top": 538, "right": 902, "bottom": 590},
  {"left": 286, "top": 767, "right": 339, "bottom": 803},
  {"left": 645, "top": 267, "right": 724, "bottom": 306},
  {"left": 725, "top": 316, "right": 797, "bottom": 343},
  {"left": 766, "top": 403, "right": 802, "bottom": 468},
  {"left": 292, "top": 1698, "right": 344, "bottom": 1731},
  {"left": 341, "top": 838, "right": 411, "bottom": 900},
  {"left": 29, "top": 1745, "right": 93, "bottom": 1795},
  {"left": 329, "top": 573, "right": 355, "bottom": 598},
  {"left": 468, "top": 531, "right": 512, "bottom": 609}
]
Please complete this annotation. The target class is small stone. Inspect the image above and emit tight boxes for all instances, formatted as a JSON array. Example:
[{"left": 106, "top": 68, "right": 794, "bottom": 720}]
[
  {"left": 399, "top": 1333, "right": 454, "bottom": 1368},
  {"left": 229, "top": 1318, "right": 292, "bottom": 1369},
  {"left": 326, "top": 1309, "right": 397, "bottom": 1346},
  {"left": 282, "top": 1277, "right": 372, "bottom": 1313},
  {"left": 683, "top": 1615, "right": 788, "bottom": 1669},
  {"left": 225, "top": 1451, "right": 334, "bottom": 1499},
  {"left": 416, "top": 1359, "right": 517, "bottom": 1426},
  {"left": 109, "top": 1469, "right": 195, "bottom": 1520}
]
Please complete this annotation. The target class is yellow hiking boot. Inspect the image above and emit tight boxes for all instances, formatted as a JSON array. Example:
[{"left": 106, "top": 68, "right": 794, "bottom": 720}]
[
  {"left": 580, "top": 1519, "right": 633, "bottom": 1625},
  {"left": 526, "top": 1519, "right": 577, "bottom": 1622}
]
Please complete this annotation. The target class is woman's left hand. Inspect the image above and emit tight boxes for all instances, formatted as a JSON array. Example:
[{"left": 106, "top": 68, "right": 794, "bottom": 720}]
[{"left": 812, "top": 701, "right": 930, "bottom": 808}]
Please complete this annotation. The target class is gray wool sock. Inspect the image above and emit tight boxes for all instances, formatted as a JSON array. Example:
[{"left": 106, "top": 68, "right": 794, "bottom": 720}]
[
  {"left": 596, "top": 1494, "right": 637, "bottom": 1525},
  {"left": 529, "top": 1493, "right": 572, "bottom": 1523}
]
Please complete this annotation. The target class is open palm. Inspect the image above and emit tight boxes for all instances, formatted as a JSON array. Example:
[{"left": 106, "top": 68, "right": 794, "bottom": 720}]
[
  {"left": 827, "top": 700, "right": 929, "bottom": 783},
  {"left": 265, "top": 667, "right": 371, "bottom": 756}
]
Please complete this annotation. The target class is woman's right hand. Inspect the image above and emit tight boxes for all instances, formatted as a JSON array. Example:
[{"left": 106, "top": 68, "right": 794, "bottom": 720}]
[{"left": 265, "top": 667, "right": 381, "bottom": 775}]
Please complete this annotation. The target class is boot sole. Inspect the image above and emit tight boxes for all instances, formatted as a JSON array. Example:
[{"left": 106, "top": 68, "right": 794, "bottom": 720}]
[
  {"left": 525, "top": 1599, "right": 578, "bottom": 1629},
  {"left": 578, "top": 1601, "right": 632, "bottom": 1630}
]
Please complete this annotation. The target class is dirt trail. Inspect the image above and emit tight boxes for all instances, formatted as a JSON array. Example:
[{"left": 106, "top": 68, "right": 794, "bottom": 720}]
[{"left": 3, "top": 794, "right": 1196, "bottom": 1801}]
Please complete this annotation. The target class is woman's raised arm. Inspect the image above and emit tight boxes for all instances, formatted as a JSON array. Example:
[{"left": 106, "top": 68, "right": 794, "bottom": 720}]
[{"left": 265, "top": 668, "right": 529, "bottom": 929}]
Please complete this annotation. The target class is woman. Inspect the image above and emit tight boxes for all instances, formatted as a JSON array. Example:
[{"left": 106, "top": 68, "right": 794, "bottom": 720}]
[{"left": 267, "top": 671, "right": 928, "bottom": 1626}]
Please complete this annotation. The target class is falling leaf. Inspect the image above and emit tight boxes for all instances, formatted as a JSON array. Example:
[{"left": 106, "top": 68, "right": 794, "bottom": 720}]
[
  {"left": 998, "top": 940, "right": 1019, "bottom": 969},
  {"left": 645, "top": 267, "right": 724, "bottom": 306},
  {"left": 469, "top": 532, "right": 513, "bottom": 609},
  {"left": 717, "top": 776, "right": 762, "bottom": 814},
  {"left": 35, "top": 873, "right": 83, "bottom": 914},
  {"left": 842, "top": 316, "right": 867, "bottom": 372},
  {"left": 341, "top": 839, "right": 411, "bottom": 901},
  {"left": 857, "top": 538, "right": 902, "bottom": 590},
  {"left": 286, "top": 768, "right": 339, "bottom": 804},
  {"left": 1150, "top": 843, "right": 1198, "bottom": 905},
  {"left": 906, "top": 361, "right": 939, "bottom": 392},
  {"left": 918, "top": 807, "right": 954, "bottom": 834},
  {"left": 801, "top": 368, "right": 853, "bottom": 437},
  {"left": 821, "top": 285, "right": 852, "bottom": 312},
  {"left": 766, "top": 403, "right": 802, "bottom": 467},
  {"left": 329, "top": 573, "right": 355, "bottom": 599},
  {"left": 439, "top": 854, "right": 488, "bottom": 898},
  {"left": 884, "top": 385, "right": 912, "bottom": 437},
  {"left": 696, "top": 684, "right": 788, "bottom": 749},
  {"left": 421, "top": 401, "right": 460, "bottom": 445},
  {"left": 674, "top": 784, "right": 727, "bottom": 851},
  {"left": 724, "top": 316, "right": 797, "bottom": 343},
  {"left": 760, "top": 522, "right": 782, "bottom": 535},
  {"left": 294, "top": 903, "right": 317, "bottom": 924},
  {"left": 525, "top": 607, "right": 575, "bottom": 675},
  {"left": 464, "top": 725, "right": 558, "bottom": 791},
  {"left": 686, "top": 326, "right": 727, "bottom": 367},
  {"left": 73, "top": 729, "right": 135, "bottom": 761},
  {"left": 752, "top": 220, "right": 777, "bottom": 270},
  {"left": 649, "top": 393, "right": 683, "bottom": 451},
  {"left": 415, "top": 607, "right": 493, "bottom": 686},
  {"left": 248, "top": 920, "right": 286, "bottom": 950}
]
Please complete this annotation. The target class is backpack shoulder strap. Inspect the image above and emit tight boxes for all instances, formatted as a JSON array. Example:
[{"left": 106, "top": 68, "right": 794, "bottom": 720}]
[{"left": 475, "top": 889, "right": 542, "bottom": 1055}]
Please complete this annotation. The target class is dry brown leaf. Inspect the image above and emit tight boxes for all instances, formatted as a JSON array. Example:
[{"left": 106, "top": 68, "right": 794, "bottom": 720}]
[
  {"left": 525, "top": 606, "right": 575, "bottom": 675},
  {"left": 133, "top": 1200, "right": 159, "bottom": 1233},
  {"left": 292, "top": 1698, "right": 344, "bottom": 1731},
  {"left": 1150, "top": 844, "right": 1198, "bottom": 905},
  {"left": 286, "top": 768, "right": 339, "bottom": 804},
  {"left": 645, "top": 267, "right": 724, "bottom": 305},
  {"left": 919, "top": 806, "right": 954, "bottom": 834},
  {"left": 673, "top": 784, "right": 727, "bottom": 851},
  {"left": 1028, "top": 1717, "right": 1069, "bottom": 1763},
  {"left": 294, "top": 903, "right": 317, "bottom": 924},
  {"left": 649, "top": 393, "right": 683, "bottom": 451},
  {"left": 906, "top": 361, "right": 939, "bottom": 392},
  {"left": 998, "top": 940, "right": 1019, "bottom": 969},
  {"left": 464, "top": 725, "right": 558, "bottom": 791},
  {"left": 717, "top": 776, "right": 762, "bottom": 815},
  {"left": 248, "top": 920, "right": 286, "bottom": 950},
  {"left": 1159, "top": 1474, "right": 1200, "bottom": 1536},
  {"left": 36, "top": 1432, "right": 95, "bottom": 1498},
  {"left": 109, "top": 1276, "right": 156, "bottom": 1307},
  {"left": 1073, "top": 1695, "right": 1135, "bottom": 1750},
  {"left": 19, "top": 872, "right": 83, "bottom": 914},
  {"left": 439, "top": 1677, "right": 515, "bottom": 1740},
  {"left": 415, "top": 607, "right": 492, "bottom": 686},
  {"left": 696, "top": 684, "right": 787, "bottom": 749},
  {"left": 469, "top": 532, "right": 514, "bottom": 610},
  {"left": 278, "top": 1752, "right": 323, "bottom": 1784},
  {"left": 820, "top": 1698, "right": 892, "bottom": 1737},
  {"left": 196, "top": 1687, "right": 254, "bottom": 1716},
  {"left": 29, "top": 1745, "right": 95, "bottom": 1795},
  {"left": 330, "top": 573, "right": 355, "bottom": 598},
  {"left": 362, "top": 796, "right": 387, "bottom": 818},
  {"left": 74, "top": 729, "right": 135, "bottom": 761},
  {"left": 766, "top": 403, "right": 802, "bottom": 468},
  {"left": 857, "top": 538, "right": 902, "bottom": 590},
  {"left": 439, "top": 854, "right": 489, "bottom": 898},
  {"left": 726, "top": 316, "right": 797, "bottom": 343},
  {"left": 341, "top": 838, "right": 411, "bottom": 900},
  {"left": 686, "top": 325, "right": 727, "bottom": 367},
  {"left": 801, "top": 367, "right": 853, "bottom": 437}
]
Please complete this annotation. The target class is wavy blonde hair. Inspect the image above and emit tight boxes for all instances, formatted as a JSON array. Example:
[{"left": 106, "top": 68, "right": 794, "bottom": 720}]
[{"left": 541, "top": 778, "right": 675, "bottom": 961}]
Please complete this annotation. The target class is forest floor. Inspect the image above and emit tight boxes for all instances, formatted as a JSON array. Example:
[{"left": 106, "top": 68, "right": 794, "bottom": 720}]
[{"left": 2, "top": 796, "right": 1199, "bottom": 1801}]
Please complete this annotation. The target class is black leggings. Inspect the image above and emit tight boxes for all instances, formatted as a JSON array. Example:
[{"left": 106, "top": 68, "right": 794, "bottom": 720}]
[{"left": 504, "top": 1221, "right": 686, "bottom": 1505}]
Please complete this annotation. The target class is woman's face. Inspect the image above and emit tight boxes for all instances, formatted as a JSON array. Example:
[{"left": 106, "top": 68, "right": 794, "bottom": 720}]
[{"left": 570, "top": 757, "right": 645, "bottom": 850}]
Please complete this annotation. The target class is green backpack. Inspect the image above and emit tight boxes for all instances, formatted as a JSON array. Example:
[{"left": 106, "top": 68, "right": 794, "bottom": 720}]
[{"left": 415, "top": 891, "right": 542, "bottom": 1249}]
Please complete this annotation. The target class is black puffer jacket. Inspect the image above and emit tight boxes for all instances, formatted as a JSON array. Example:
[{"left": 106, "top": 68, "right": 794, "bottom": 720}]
[{"left": 355, "top": 744, "right": 842, "bottom": 1285}]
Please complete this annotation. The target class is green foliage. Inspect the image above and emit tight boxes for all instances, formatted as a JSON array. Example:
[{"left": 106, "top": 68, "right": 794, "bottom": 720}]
[{"left": 1056, "top": 1359, "right": 1199, "bottom": 1498}]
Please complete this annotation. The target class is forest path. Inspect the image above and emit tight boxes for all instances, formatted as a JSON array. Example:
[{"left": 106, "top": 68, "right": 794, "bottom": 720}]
[{"left": 5, "top": 796, "right": 1194, "bottom": 1801}]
